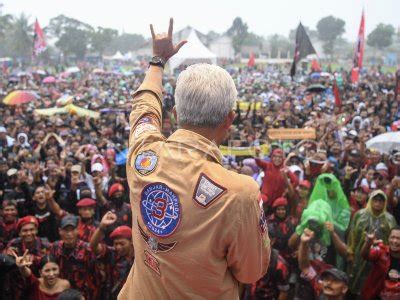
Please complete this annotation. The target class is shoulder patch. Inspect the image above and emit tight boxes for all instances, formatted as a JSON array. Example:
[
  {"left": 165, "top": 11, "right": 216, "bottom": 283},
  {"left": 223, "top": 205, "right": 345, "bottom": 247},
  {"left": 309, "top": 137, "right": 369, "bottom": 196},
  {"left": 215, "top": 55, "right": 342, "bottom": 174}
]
[
  {"left": 134, "top": 123, "right": 157, "bottom": 138},
  {"left": 137, "top": 114, "right": 158, "bottom": 126},
  {"left": 193, "top": 173, "right": 226, "bottom": 208},
  {"left": 140, "top": 182, "right": 181, "bottom": 237},
  {"left": 134, "top": 150, "right": 158, "bottom": 176}
]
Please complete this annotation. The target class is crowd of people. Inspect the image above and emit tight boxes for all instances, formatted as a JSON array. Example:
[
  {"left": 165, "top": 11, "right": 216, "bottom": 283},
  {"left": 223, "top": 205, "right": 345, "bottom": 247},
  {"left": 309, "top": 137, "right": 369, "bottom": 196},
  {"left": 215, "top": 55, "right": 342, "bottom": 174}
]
[{"left": 0, "top": 61, "right": 399, "bottom": 300}]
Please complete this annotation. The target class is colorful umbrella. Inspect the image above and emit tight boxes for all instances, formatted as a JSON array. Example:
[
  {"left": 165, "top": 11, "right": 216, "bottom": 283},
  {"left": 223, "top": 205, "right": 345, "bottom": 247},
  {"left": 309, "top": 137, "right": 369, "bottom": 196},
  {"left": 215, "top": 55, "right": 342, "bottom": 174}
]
[
  {"left": 43, "top": 76, "right": 56, "bottom": 84},
  {"left": 3, "top": 90, "right": 38, "bottom": 105}
]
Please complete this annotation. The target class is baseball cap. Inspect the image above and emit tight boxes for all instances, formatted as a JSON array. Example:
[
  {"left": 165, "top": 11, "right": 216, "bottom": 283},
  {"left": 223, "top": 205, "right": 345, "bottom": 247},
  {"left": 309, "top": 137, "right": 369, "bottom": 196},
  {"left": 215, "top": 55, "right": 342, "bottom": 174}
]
[
  {"left": 321, "top": 268, "right": 349, "bottom": 285},
  {"left": 7, "top": 168, "right": 18, "bottom": 177},
  {"left": 0, "top": 126, "right": 7, "bottom": 133},
  {"left": 375, "top": 162, "right": 388, "bottom": 172},
  {"left": 91, "top": 163, "right": 103, "bottom": 173},
  {"left": 349, "top": 149, "right": 361, "bottom": 157},
  {"left": 60, "top": 215, "right": 78, "bottom": 229},
  {"left": 71, "top": 165, "right": 82, "bottom": 173},
  {"left": 299, "top": 180, "right": 312, "bottom": 189}
]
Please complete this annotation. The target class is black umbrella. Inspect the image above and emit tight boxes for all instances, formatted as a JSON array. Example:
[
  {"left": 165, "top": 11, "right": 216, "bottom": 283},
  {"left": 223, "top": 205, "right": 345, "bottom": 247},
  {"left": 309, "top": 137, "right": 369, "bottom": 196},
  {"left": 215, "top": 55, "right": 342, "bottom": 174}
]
[{"left": 306, "top": 83, "right": 326, "bottom": 93}]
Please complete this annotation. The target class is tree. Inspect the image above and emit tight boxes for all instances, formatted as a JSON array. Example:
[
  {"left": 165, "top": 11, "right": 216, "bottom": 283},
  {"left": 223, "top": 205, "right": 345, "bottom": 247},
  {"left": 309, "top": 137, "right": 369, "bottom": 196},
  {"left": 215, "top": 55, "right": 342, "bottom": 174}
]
[
  {"left": 4, "top": 14, "right": 32, "bottom": 60},
  {"left": 367, "top": 23, "right": 395, "bottom": 50},
  {"left": 108, "top": 33, "right": 145, "bottom": 54},
  {"left": 90, "top": 27, "right": 118, "bottom": 56},
  {"left": 56, "top": 27, "right": 89, "bottom": 59},
  {"left": 227, "top": 17, "right": 249, "bottom": 54},
  {"left": 46, "top": 14, "right": 93, "bottom": 39},
  {"left": 316, "top": 16, "right": 345, "bottom": 57},
  {"left": 289, "top": 25, "right": 317, "bottom": 41},
  {"left": 267, "top": 34, "right": 292, "bottom": 58}
]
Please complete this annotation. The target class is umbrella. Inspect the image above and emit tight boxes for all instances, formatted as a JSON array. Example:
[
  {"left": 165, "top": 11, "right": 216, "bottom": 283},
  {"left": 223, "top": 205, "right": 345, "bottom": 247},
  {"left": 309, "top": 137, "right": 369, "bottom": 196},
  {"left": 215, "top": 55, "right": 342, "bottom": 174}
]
[
  {"left": 3, "top": 90, "right": 38, "bottom": 105},
  {"left": 306, "top": 83, "right": 326, "bottom": 93},
  {"left": 366, "top": 132, "right": 400, "bottom": 154},
  {"left": 66, "top": 66, "right": 80, "bottom": 73},
  {"left": 43, "top": 76, "right": 56, "bottom": 84},
  {"left": 92, "top": 68, "right": 105, "bottom": 74}
]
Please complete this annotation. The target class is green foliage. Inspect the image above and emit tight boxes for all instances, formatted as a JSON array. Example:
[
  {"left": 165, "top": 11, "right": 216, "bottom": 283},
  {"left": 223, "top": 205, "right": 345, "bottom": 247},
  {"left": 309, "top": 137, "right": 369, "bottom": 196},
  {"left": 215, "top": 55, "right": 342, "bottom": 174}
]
[
  {"left": 90, "top": 27, "right": 118, "bottom": 55},
  {"left": 227, "top": 17, "right": 249, "bottom": 54},
  {"left": 108, "top": 33, "right": 145, "bottom": 54},
  {"left": 46, "top": 14, "right": 93, "bottom": 39},
  {"left": 56, "top": 27, "right": 89, "bottom": 59},
  {"left": 367, "top": 23, "right": 395, "bottom": 50},
  {"left": 267, "top": 34, "right": 292, "bottom": 58},
  {"left": 2, "top": 14, "right": 32, "bottom": 60},
  {"left": 316, "top": 15, "right": 345, "bottom": 57}
]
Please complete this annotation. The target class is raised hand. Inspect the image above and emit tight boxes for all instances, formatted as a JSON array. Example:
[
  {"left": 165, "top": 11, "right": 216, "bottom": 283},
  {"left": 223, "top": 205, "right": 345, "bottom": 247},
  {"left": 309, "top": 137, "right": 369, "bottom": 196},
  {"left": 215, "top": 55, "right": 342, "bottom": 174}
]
[
  {"left": 10, "top": 249, "right": 33, "bottom": 269},
  {"left": 100, "top": 211, "right": 117, "bottom": 229},
  {"left": 150, "top": 18, "right": 187, "bottom": 62},
  {"left": 301, "top": 228, "right": 315, "bottom": 243}
]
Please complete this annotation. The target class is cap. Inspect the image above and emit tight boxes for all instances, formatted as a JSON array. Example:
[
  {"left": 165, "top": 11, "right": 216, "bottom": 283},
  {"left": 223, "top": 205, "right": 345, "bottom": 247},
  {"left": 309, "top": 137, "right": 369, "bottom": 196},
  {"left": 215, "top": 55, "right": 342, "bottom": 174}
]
[
  {"left": 108, "top": 183, "right": 125, "bottom": 197},
  {"left": 76, "top": 198, "right": 96, "bottom": 207},
  {"left": 60, "top": 215, "right": 78, "bottom": 229},
  {"left": 17, "top": 216, "right": 39, "bottom": 232},
  {"left": 71, "top": 165, "right": 82, "bottom": 173},
  {"left": 321, "top": 268, "right": 349, "bottom": 285},
  {"left": 7, "top": 168, "right": 18, "bottom": 177},
  {"left": 109, "top": 226, "right": 132, "bottom": 240},
  {"left": 0, "top": 126, "right": 7, "bottom": 133},
  {"left": 91, "top": 163, "right": 103, "bottom": 173},
  {"left": 272, "top": 197, "right": 288, "bottom": 208},
  {"left": 299, "top": 180, "right": 312, "bottom": 189}
]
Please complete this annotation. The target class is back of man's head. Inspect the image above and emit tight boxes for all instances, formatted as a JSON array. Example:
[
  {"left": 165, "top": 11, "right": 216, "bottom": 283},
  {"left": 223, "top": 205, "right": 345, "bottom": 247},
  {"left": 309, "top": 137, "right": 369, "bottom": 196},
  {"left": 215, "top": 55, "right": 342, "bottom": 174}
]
[{"left": 175, "top": 64, "right": 237, "bottom": 127}]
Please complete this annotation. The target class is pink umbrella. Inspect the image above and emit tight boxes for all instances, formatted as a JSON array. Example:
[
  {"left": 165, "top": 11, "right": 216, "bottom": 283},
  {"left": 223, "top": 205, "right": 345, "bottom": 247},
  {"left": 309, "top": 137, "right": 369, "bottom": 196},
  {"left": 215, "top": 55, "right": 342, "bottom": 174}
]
[{"left": 43, "top": 76, "right": 56, "bottom": 84}]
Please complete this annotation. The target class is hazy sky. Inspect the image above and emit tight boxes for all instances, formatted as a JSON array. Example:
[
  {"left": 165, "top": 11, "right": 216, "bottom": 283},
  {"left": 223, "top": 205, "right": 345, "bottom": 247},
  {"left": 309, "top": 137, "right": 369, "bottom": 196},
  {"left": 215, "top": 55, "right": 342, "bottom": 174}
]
[{"left": 1, "top": 0, "right": 399, "bottom": 40}]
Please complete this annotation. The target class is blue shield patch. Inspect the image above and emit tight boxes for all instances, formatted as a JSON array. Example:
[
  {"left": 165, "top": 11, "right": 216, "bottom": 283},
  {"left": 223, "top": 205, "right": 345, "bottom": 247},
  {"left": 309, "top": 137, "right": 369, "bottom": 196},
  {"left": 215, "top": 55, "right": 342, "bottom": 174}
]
[
  {"left": 134, "top": 150, "right": 158, "bottom": 176},
  {"left": 140, "top": 183, "right": 181, "bottom": 237}
]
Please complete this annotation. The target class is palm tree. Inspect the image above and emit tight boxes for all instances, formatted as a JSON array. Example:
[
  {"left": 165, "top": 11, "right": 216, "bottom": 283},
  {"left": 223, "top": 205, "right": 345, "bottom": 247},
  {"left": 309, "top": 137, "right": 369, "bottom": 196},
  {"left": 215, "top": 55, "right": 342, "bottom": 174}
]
[{"left": 6, "top": 14, "right": 33, "bottom": 60}]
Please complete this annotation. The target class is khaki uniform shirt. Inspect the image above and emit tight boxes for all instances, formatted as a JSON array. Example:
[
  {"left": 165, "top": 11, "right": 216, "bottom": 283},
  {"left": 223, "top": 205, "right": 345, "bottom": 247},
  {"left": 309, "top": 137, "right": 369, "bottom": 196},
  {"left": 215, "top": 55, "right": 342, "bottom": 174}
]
[{"left": 118, "top": 78, "right": 270, "bottom": 300}]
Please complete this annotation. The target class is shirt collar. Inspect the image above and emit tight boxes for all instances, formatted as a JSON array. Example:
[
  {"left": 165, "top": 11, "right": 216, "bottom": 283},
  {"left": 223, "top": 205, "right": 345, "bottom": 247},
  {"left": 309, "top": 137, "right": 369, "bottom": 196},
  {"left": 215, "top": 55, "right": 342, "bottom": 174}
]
[{"left": 166, "top": 129, "right": 223, "bottom": 165}]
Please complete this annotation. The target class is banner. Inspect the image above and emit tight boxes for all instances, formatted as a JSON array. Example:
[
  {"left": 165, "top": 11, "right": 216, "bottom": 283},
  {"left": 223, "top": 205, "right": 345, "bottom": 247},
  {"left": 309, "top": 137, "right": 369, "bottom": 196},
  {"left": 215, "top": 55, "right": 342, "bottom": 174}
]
[
  {"left": 268, "top": 128, "right": 316, "bottom": 140},
  {"left": 351, "top": 10, "right": 365, "bottom": 83},
  {"left": 290, "top": 22, "right": 317, "bottom": 78},
  {"left": 33, "top": 19, "right": 47, "bottom": 57},
  {"left": 219, "top": 144, "right": 270, "bottom": 156}
]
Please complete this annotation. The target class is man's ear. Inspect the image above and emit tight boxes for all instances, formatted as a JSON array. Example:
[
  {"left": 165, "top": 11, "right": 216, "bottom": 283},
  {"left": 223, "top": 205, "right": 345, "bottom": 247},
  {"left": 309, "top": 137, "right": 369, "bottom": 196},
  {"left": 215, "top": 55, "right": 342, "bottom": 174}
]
[{"left": 223, "top": 110, "right": 236, "bottom": 130}]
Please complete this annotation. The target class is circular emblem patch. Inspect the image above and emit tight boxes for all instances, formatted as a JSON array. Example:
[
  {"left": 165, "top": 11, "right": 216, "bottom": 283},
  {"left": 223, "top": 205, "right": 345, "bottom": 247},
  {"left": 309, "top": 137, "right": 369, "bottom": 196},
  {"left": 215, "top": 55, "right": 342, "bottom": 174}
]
[
  {"left": 134, "top": 150, "right": 158, "bottom": 176},
  {"left": 140, "top": 182, "right": 181, "bottom": 237}
]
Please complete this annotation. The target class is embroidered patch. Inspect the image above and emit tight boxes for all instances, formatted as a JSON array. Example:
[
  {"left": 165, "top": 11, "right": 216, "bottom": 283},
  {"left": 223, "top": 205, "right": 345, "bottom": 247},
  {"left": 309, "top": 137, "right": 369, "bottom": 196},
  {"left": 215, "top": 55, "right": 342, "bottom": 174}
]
[
  {"left": 137, "top": 114, "right": 158, "bottom": 126},
  {"left": 134, "top": 150, "right": 158, "bottom": 176},
  {"left": 138, "top": 220, "right": 176, "bottom": 253},
  {"left": 134, "top": 123, "right": 157, "bottom": 138},
  {"left": 193, "top": 173, "right": 226, "bottom": 208},
  {"left": 259, "top": 210, "right": 267, "bottom": 234},
  {"left": 144, "top": 250, "right": 161, "bottom": 276},
  {"left": 140, "top": 182, "right": 181, "bottom": 237}
]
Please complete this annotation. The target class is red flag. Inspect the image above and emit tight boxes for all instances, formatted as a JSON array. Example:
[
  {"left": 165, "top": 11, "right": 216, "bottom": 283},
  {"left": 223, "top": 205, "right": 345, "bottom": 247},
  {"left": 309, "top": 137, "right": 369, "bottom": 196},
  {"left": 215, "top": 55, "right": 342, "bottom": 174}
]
[
  {"left": 311, "top": 59, "right": 321, "bottom": 72},
  {"left": 33, "top": 19, "right": 47, "bottom": 57},
  {"left": 333, "top": 79, "right": 342, "bottom": 108},
  {"left": 248, "top": 51, "right": 255, "bottom": 68},
  {"left": 351, "top": 10, "right": 365, "bottom": 83}
]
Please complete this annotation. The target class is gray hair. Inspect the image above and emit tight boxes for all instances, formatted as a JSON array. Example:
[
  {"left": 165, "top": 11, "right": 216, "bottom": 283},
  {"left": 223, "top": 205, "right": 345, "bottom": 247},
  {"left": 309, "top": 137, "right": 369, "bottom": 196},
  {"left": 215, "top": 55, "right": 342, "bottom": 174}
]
[{"left": 174, "top": 64, "right": 237, "bottom": 127}]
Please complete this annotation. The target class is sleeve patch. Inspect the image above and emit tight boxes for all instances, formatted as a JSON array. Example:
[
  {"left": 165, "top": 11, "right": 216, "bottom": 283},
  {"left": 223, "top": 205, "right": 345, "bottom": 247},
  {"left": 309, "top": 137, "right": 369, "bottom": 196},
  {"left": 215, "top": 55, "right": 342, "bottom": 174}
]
[{"left": 192, "top": 173, "right": 227, "bottom": 208}]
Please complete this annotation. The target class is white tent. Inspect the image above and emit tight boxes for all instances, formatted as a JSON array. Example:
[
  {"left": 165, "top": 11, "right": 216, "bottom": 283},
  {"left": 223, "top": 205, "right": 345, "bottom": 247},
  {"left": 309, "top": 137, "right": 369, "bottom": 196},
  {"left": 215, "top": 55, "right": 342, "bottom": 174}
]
[
  {"left": 105, "top": 51, "right": 125, "bottom": 61},
  {"left": 169, "top": 29, "right": 217, "bottom": 71}
]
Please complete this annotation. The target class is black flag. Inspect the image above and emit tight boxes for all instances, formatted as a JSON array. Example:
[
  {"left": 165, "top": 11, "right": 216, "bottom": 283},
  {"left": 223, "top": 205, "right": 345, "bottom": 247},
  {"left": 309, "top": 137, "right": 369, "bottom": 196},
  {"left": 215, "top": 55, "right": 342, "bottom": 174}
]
[{"left": 290, "top": 23, "right": 317, "bottom": 78}]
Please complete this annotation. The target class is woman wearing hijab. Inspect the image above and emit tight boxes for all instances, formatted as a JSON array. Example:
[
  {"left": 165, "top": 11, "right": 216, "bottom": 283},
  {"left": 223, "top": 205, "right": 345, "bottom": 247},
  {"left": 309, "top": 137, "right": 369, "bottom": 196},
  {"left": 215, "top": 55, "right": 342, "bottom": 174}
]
[
  {"left": 347, "top": 190, "right": 397, "bottom": 297},
  {"left": 255, "top": 148, "right": 298, "bottom": 211}
]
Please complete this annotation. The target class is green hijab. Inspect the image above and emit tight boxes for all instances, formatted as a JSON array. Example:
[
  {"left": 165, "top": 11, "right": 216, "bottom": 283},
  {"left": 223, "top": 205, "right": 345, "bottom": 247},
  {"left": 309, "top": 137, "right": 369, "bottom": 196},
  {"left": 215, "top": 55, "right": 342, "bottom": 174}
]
[
  {"left": 295, "top": 199, "right": 334, "bottom": 246},
  {"left": 309, "top": 173, "right": 350, "bottom": 232}
]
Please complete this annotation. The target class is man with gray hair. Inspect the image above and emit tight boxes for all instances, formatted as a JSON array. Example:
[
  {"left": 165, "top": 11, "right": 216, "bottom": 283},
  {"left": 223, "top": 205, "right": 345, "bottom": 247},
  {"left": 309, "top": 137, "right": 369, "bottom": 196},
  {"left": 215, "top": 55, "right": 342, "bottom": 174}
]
[{"left": 119, "top": 19, "right": 270, "bottom": 300}]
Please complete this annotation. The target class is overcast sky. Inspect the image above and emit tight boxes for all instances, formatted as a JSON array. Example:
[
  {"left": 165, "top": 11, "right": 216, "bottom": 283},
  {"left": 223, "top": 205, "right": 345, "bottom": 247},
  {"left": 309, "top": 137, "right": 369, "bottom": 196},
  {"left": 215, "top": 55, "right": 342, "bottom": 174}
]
[{"left": 1, "top": 0, "right": 399, "bottom": 40}]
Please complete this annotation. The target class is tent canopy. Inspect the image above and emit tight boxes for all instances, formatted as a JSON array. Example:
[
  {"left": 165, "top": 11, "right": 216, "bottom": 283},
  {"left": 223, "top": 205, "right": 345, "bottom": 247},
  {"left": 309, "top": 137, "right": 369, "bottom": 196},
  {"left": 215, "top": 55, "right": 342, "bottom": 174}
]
[{"left": 169, "top": 29, "right": 217, "bottom": 71}]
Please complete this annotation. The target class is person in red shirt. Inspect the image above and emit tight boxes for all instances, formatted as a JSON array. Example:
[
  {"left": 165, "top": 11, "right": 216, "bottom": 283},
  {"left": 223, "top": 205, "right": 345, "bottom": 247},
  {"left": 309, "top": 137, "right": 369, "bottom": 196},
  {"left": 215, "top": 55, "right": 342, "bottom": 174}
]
[
  {"left": 255, "top": 148, "right": 298, "bottom": 212},
  {"left": 361, "top": 226, "right": 400, "bottom": 299},
  {"left": 12, "top": 250, "right": 70, "bottom": 300},
  {"left": 349, "top": 185, "right": 369, "bottom": 218},
  {"left": 289, "top": 180, "right": 312, "bottom": 221}
]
